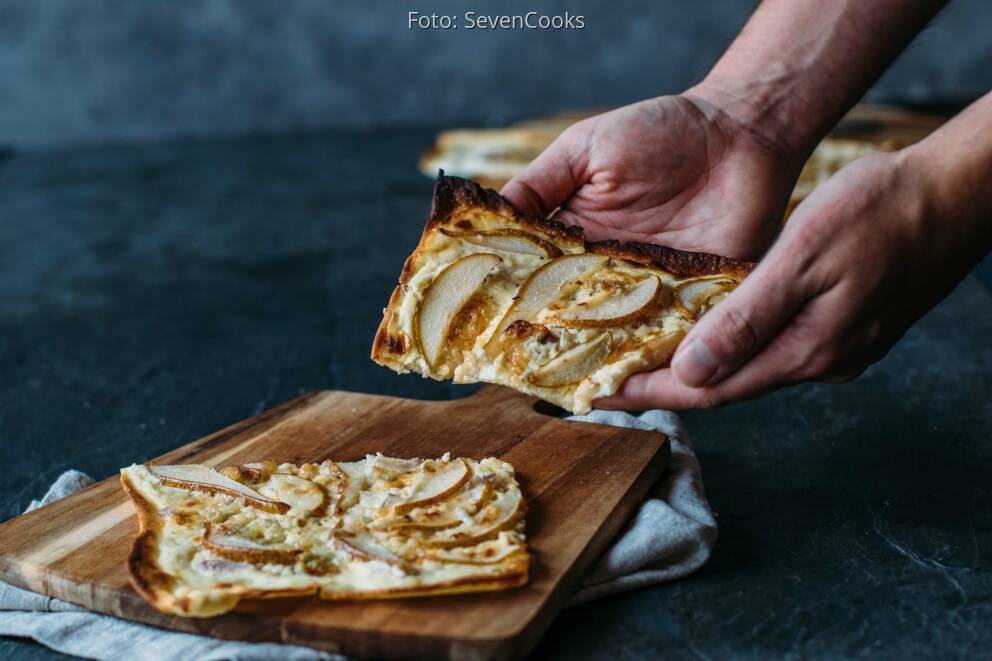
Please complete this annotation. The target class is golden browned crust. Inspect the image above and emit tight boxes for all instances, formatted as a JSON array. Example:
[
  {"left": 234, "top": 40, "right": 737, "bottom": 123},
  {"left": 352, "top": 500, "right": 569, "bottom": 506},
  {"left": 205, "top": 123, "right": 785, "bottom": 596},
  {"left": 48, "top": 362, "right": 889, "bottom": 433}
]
[
  {"left": 319, "top": 556, "right": 529, "bottom": 601},
  {"left": 426, "top": 173, "right": 586, "bottom": 248},
  {"left": 585, "top": 240, "right": 754, "bottom": 279},
  {"left": 120, "top": 471, "right": 180, "bottom": 614},
  {"left": 425, "top": 174, "right": 754, "bottom": 276},
  {"left": 370, "top": 284, "right": 406, "bottom": 361}
]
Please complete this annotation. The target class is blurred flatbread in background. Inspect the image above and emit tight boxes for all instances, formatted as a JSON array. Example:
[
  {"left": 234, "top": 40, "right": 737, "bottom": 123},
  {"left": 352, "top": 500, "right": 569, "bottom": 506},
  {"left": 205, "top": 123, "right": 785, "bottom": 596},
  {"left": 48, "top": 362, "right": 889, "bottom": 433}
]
[{"left": 420, "top": 105, "right": 945, "bottom": 217}]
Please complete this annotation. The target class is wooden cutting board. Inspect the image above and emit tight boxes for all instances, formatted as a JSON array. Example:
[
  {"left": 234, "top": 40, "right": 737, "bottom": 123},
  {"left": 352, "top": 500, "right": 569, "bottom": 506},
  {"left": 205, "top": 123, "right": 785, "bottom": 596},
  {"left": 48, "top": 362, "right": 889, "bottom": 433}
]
[{"left": 0, "top": 386, "right": 669, "bottom": 660}]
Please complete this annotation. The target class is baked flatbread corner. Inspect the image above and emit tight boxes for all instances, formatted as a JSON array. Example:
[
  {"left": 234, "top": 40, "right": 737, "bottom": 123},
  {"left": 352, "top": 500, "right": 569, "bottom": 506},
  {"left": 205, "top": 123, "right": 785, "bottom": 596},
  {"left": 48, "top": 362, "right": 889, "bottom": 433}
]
[{"left": 372, "top": 174, "right": 754, "bottom": 413}]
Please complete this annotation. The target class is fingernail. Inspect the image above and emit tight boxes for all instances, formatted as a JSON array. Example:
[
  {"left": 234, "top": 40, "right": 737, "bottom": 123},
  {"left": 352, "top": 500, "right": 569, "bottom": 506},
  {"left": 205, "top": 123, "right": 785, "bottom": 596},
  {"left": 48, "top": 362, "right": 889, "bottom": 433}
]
[{"left": 672, "top": 339, "right": 720, "bottom": 387}]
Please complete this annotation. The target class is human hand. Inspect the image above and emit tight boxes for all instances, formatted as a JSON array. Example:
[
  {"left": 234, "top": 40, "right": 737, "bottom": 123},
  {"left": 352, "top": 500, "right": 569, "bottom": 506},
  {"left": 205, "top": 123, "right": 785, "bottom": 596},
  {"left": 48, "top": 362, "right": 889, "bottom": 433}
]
[
  {"left": 597, "top": 147, "right": 989, "bottom": 410},
  {"left": 500, "top": 91, "right": 802, "bottom": 260}
]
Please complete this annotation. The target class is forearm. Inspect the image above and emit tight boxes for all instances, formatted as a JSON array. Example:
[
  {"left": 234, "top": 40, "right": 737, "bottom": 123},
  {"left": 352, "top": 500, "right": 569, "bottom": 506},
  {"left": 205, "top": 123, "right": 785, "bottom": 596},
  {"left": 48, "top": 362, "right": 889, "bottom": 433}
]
[{"left": 688, "top": 0, "right": 947, "bottom": 159}]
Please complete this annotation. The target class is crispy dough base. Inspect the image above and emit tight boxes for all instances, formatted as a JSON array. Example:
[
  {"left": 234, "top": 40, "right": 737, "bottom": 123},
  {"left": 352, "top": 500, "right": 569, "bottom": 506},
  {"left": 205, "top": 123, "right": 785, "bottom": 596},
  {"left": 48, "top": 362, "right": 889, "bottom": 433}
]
[
  {"left": 371, "top": 175, "right": 754, "bottom": 411},
  {"left": 120, "top": 471, "right": 529, "bottom": 617}
]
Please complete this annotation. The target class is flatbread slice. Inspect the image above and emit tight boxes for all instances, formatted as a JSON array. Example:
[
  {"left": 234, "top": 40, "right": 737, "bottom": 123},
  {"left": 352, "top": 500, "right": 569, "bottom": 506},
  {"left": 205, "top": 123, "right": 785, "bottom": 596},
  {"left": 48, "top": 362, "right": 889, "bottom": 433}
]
[
  {"left": 371, "top": 175, "right": 754, "bottom": 413},
  {"left": 120, "top": 454, "right": 529, "bottom": 617}
]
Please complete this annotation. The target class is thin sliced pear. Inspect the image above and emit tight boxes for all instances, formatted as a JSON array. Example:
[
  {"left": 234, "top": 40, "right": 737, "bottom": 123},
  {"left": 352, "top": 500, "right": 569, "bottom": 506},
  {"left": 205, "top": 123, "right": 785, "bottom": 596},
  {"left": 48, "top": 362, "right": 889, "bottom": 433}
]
[
  {"left": 417, "top": 253, "right": 502, "bottom": 368},
  {"left": 675, "top": 277, "right": 737, "bottom": 318},
  {"left": 331, "top": 532, "right": 411, "bottom": 572},
  {"left": 485, "top": 253, "right": 609, "bottom": 356},
  {"left": 320, "top": 461, "right": 349, "bottom": 514},
  {"left": 148, "top": 465, "right": 289, "bottom": 514},
  {"left": 440, "top": 228, "right": 562, "bottom": 258},
  {"left": 372, "top": 478, "right": 491, "bottom": 531},
  {"left": 549, "top": 275, "right": 662, "bottom": 327},
  {"left": 368, "top": 454, "right": 423, "bottom": 477},
  {"left": 337, "top": 460, "right": 367, "bottom": 510},
  {"left": 420, "top": 541, "right": 525, "bottom": 565},
  {"left": 427, "top": 485, "right": 526, "bottom": 549},
  {"left": 528, "top": 333, "right": 612, "bottom": 388},
  {"left": 457, "top": 477, "right": 493, "bottom": 514},
  {"left": 370, "top": 509, "right": 462, "bottom": 531},
  {"left": 257, "top": 473, "right": 326, "bottom": 515},
  {"left": 388, "top": 458, "right": 470, "bottom": 515},
  {"left": 201, "top": 524, "right": 300, "bottom": 565}
]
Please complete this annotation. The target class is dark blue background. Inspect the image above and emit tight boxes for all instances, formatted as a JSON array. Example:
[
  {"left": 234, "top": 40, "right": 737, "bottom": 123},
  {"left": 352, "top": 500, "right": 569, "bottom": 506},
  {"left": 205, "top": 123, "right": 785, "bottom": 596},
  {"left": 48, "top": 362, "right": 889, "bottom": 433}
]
[{"left": 0, "top": 0, "right": 990, "bottom": 148}]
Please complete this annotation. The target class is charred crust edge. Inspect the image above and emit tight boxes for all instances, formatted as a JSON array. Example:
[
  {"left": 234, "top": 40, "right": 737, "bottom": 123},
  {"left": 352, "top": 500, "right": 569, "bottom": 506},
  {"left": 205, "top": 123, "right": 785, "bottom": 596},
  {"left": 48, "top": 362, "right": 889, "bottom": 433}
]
[
  {"left": 586, "top": 240, "right": 755, "bottom": 279},
  {"left": 428, "top": 172, "right": 585, "bottom": 245},
  {"left": 120, "top": 471, "right": 179, "bottom": 613},
  {"left": 429, "top": 174, "right": 755, "bottom": 277}
]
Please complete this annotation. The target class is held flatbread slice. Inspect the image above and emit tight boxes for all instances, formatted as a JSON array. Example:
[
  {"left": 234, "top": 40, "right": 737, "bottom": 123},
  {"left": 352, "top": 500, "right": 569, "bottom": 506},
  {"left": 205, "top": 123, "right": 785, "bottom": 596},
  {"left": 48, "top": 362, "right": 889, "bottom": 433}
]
[
  {"left": 120, "top": 455, "right": 529, "bottom": 617},
  {"left": 371, "top": 175, "right": 754, "bottom": 413}
]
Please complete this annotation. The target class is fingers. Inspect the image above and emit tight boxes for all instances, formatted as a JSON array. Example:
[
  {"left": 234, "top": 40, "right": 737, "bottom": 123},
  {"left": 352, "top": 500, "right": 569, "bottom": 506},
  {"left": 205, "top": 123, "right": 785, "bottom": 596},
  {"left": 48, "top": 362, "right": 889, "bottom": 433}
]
[
  {"left": 669, "top": 255, "right": 808, "bottom": 388},
  {"left": 500, "top": 129, "right": 586, "bottom": 218},
  {"left": 596, "top": 322, "right": 809, "bottom": 411},
  {"left": 595, "top": 369, "right": 716, "bottom": 411}
]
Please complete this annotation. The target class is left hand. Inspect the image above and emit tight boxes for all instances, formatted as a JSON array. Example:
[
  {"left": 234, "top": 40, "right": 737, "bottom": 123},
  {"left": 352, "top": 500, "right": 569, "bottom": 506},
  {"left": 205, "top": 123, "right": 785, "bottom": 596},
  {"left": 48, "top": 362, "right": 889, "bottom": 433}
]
[{"left": 597, "top": 148, "right": 985, "bottom": 410}]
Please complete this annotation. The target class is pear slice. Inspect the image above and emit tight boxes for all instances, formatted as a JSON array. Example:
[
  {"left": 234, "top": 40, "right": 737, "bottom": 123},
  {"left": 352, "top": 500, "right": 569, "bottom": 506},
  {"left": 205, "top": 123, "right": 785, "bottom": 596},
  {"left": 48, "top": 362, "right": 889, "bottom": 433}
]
[
  {"left": 549, "top": 275, "right": 662, "bottom": 328},
  {"left": 440, "top": 228, "right": 563, "bottom": 258},
  {"left": 331, "top": 532, "right": 412, "bottom": 572},
  {"left": 427, "top": 485, "right": 526, "bottom": 549},
  {"left": 320, "top": 461, "right": 349, "bottom": 514},
  {"left": 457, "top": 477, "right": 493, "bottom": 514},
  {"left": 674, "top": 277, "right": 737, "bottom": 319},
  {"left": 485, "top": 253, "right": 609, "bottom": 356},
  {"left": 148, "top": 465, "right": 289, "bottom": 514},
  {"left": 257, "top": 473, "right": 326, "bottom": 516},
  {"left": 371, "top": 478, "right": 492, "bottom": 531},
  {"left": 201, "top": 524, "right": 300, "bottom": 565},
  {"left": 416, "top": 253, "right": 502, "bottom": 368},
  {"left": 337, "top": 460, "right": 367, "bottom": 511},
  {"left": 368, "top": 454, "right": 423, "bottom": 477},
  {"left": 220, "top": 461, "right": 277, "bottom": 484},
  {"left": 387, "top": 458, "right": 470, "bottom": 516},
  {"left": 370, "top": 509, "right": 462, "bottom": 532},
  {"left": 528, "top": 333, "right": 612, "bottom": 388},
  {"left": 420, "top": 540, "right": 525, "bottom": 565}
]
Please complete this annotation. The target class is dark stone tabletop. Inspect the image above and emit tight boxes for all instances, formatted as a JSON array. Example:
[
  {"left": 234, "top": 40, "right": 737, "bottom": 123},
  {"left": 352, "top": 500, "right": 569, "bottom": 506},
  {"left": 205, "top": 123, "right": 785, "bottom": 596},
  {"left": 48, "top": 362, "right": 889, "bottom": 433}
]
[{"left": 1, "top": 130, "right": 990, "bottom": 660}]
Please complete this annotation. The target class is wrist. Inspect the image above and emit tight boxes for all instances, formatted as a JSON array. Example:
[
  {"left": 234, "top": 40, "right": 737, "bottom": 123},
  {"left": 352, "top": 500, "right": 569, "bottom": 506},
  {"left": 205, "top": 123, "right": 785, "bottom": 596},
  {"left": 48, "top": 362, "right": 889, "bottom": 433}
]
[
  {"left": 686, "top": 78, "right": 820, "bottom": 166},
  {"left": 897, "top": 142, "right": 992, "bottom": 260}
]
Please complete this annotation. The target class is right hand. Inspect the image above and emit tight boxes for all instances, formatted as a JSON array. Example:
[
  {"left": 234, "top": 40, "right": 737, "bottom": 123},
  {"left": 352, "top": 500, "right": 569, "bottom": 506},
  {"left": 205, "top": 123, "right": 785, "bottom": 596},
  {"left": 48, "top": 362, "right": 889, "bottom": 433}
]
[{"left": 501, "top": 90, "right": 804, "bottom": 260}]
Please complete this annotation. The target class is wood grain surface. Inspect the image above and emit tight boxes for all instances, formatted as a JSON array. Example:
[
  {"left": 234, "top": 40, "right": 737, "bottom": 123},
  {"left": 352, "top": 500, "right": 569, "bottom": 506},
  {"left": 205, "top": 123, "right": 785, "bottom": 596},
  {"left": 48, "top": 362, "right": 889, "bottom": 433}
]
[{"left": 0, "top": 386, "right": 670, "bottom": 660}]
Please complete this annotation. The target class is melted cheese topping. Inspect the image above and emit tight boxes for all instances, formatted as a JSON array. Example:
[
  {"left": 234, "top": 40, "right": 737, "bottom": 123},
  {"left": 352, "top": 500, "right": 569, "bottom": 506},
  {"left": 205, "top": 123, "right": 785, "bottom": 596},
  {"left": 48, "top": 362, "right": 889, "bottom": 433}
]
[{"left": 122, "top": 455, "right": 527, "bottom": 616}]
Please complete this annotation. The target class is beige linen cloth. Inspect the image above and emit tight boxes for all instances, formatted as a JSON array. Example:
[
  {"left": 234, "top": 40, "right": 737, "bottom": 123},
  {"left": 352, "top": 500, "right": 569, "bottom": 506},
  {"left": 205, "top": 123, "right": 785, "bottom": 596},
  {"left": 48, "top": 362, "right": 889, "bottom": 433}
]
[{"left": 0, "top": 409, "right": 716, "bottom": 660}]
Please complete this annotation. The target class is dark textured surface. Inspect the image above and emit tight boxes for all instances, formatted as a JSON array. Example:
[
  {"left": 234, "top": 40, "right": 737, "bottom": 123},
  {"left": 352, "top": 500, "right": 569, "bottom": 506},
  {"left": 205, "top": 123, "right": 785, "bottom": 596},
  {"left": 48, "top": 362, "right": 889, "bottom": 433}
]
[
  {"left": 1, "top": 0, "right": 991, "bottom": 147},
  {"left": 1, "top": 130, "right": 991, "bottom": 660}
]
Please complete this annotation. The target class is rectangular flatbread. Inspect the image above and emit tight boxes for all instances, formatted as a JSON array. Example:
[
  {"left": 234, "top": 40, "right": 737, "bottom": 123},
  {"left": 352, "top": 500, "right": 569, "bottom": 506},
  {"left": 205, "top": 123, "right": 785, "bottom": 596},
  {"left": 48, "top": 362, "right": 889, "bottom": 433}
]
[
  {"left": 372, "top": 175, "right": 753, "bottom": 413},
  {"left": 120, "top": 454, "right": 528, "bottom": 617}
]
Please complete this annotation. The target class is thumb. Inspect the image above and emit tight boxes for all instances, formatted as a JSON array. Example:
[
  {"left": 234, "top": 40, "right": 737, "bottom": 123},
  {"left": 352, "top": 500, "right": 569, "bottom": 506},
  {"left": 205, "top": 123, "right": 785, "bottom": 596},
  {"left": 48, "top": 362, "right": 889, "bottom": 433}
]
[
  {"left": 671, "top": 257, "right": 806, "bottom": 387},
  {"left": 500, "top": 130, "right": 584, "bottom": 218}
]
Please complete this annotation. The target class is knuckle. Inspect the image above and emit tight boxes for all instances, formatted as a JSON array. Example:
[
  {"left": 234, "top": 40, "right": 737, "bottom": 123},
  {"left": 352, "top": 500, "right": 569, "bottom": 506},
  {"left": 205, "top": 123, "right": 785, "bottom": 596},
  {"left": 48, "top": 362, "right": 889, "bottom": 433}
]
[
  {"left": 711, "top": 308, "right": 759, "bottom": 359},
  {"left": 694, "top": 391, "right": 725, "bottom": 410},
  {"left": 803, "top": 347, "right": 838, "bottom": 379}
]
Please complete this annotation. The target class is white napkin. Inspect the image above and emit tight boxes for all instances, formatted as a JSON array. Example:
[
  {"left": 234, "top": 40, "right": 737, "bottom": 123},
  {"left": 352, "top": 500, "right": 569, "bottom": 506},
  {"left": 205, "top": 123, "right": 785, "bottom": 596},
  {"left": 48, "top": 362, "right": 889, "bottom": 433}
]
[
  {"left": 566, "top": 409, "right": 717, "bottom": 604},
  {"left": 0, "top": 409, "right": 716, "bottom": 659}
]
